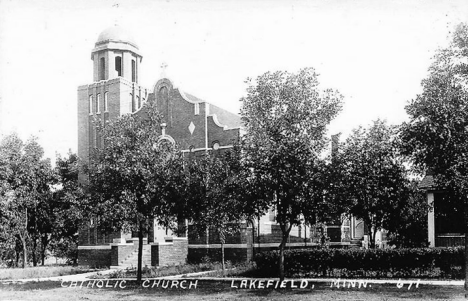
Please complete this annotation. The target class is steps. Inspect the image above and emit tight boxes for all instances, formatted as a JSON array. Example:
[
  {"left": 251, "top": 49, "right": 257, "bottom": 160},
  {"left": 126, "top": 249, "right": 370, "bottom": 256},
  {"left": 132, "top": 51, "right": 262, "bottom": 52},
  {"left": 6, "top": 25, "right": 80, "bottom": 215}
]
[{"left": 117, "top": 245, "right": 152, "bottom": 269}]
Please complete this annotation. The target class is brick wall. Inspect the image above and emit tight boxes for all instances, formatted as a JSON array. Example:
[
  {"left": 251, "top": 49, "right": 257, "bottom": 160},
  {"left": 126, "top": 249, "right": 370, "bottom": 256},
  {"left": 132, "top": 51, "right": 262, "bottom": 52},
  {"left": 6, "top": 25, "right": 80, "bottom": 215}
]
[
  {"left": 207, "top": 116, "right": 240, "bottom": 148},
  {"left": 151, "top": 78, "right": 241, "bottom": 152},
  {"left": 78, "top": 246, "right": 112, "bottom": 267},
  {"left": 187, "top": 247, "right": 249, "bottom": 264},
  {"left": 151, "top": 237, "right": 188, "bottom": 267}
]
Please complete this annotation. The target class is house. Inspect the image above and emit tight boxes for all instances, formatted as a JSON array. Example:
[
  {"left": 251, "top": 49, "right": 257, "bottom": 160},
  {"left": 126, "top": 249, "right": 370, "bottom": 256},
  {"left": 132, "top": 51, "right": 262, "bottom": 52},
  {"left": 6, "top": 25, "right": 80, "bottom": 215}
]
[{"left": 420, "top": 172, "right": 464, "bottom": 247}]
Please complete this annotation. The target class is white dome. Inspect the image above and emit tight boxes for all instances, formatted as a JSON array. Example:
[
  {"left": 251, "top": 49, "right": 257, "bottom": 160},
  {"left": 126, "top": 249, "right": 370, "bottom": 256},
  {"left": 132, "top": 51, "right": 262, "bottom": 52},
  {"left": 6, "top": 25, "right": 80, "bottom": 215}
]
[{"left": 96, "top": 26, "right": 138, "bottom": 48}]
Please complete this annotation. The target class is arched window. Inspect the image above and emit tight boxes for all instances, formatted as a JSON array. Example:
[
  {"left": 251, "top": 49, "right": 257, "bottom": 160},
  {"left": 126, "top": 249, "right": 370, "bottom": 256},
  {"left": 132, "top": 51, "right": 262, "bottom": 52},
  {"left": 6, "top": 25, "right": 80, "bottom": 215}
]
[
  {"left": 89, "top": 95, "right": 93, "bottom": 115},
  {"left": 96, "top": 94, "right": 101, "bottom": 114},
  {"left": 132, "top": 59, "right": 136, "bottom": 82},
  {"left": 99, "top": 58, "right": 105, "bottom": 80},
  {"left": 104, "top": 92, "right": 108, "bottom": 112},
  {"left": 159, "top": 86, "right": 170, "bottom": 119},
  {"left": 115, "top": 56, "right": 122, "bottom": 77},
  {"left": 159, "top": 86, "right": 169, "bottom": 102}
]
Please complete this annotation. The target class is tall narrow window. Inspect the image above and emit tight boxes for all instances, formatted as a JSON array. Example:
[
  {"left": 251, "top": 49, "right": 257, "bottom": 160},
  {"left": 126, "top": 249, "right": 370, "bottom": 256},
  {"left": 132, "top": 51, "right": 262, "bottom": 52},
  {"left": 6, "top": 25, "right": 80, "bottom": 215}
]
[
  {"left": 115, "top": 56, "right": 122, "bottom": 77},
  {"left": 194, "top": 103, "right": 200, "bottom": 115},
  {"left": 132, "top": 59, "right": 136, "bottom": 82},
  {"left": 96, "top": 94, "right": 101, "bottom": 114},
  {"left": 96, "top": 130, "right": 101, "bottom": 148},
  {"left": 89, "top": 95, "right": 93, "bottom": 115},
  {"left": 137, "top": 96, "right": 141, "bottom": 109},
  {"left": 104, "top": 92, "right": 108, "bottom": 112},
  {"left": 99, "top": 58, "right": 105, "bottom": 80}
]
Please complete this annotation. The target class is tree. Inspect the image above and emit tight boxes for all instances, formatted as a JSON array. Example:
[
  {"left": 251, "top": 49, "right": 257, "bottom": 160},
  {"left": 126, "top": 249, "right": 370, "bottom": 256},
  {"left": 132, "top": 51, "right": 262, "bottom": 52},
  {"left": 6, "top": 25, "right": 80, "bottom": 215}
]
[
  {"left": 384, "top": 180, "right": 429, "bottom": 248},
  {"left": 0, "top": 134, "right": 55, "bottom": 268},
  {"left": 88, "top": 101, "right": 178, "bottom": 282},
  {"left": 48, "top": 152, "right": 87, "bottom": 265},
  {"left": 240, "top": 68, "right": 343, "bottom": 280},
  {"left": 336, "top": 120, "right": 412, "bottom": 248},
  {"left": 399, "top": 23, "right": 468, "bottom": 292},
  {"left": 186, "top": 146, "right": 247, "bottom": 274}
]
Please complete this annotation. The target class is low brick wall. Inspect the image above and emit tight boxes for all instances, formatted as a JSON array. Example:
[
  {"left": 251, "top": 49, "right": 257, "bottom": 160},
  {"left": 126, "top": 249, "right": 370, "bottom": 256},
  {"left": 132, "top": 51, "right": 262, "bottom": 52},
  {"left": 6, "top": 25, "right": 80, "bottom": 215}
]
[
  {"left": 187, "top": 246, "right": 249, "bottom": 264},
  {"left": 151, "top": 237, "right": 188, "bottom": 266},
  {"left": 78, "top": 246, "right": 112, "bottom": 267}
]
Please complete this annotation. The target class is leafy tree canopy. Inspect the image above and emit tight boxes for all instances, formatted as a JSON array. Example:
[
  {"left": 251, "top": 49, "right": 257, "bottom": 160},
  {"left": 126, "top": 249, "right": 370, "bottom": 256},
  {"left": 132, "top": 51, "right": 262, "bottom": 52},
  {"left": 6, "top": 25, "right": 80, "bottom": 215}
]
[
  {"left": 400, "top": 23, "right": 468, "bottom": 195},
  {"left": 240, "top": 67, "right": 343, "bottom": 279},
  {"left": 87, "top": 100, "right": 180, "bottom": 281},
  {"left": 336, "top": 120, "right": 413, "bottom": 248},
  {"left": 0, "top": 133, "right": 56, "bottom": 267}
]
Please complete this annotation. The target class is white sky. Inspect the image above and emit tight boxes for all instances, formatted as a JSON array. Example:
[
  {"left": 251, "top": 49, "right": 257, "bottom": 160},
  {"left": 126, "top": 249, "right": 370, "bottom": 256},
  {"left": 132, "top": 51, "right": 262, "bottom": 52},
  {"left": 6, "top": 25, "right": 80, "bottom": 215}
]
[{"left": 0, "top": 0, "right": 467, "bottom": 162}]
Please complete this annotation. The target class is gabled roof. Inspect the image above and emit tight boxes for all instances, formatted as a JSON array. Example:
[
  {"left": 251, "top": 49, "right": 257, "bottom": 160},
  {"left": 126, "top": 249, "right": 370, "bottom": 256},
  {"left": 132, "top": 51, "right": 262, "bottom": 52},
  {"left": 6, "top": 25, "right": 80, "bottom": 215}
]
[
  {"left": 418, "top": 174, "right": 435, "bottom": 190},
  {"left": 183, "top": 92, "right": 205, "bottom": 103}
]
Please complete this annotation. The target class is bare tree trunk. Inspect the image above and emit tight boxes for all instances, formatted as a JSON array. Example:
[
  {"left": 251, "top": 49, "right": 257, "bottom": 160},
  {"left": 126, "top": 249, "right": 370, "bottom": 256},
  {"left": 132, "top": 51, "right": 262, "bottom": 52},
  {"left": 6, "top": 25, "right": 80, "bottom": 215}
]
[
  {"left": 464, "top": 197, "right": 468, "bottom": 297},
  {"left": 366, "top": 219, "right": 375, "bottom": 249},
  {"left": 21, "top": 208, "right": 28, "bottom": 268},
  {"left": 251, "top": 219, "right": 256, "bottom": 258},
  {"left": 15, "top": 249, "right": 19, "bottom": 267},
  {"left": 278, "top": 224, "right": 292, "bottom": 282},
  {"left": 372, "top": 230, "right": 378, "bottom": 249},
  {"left": 220, "top": 229, "right": 226, "bottom": 277},
  {"left": 221, "top": 242, "right": 225, "bottom": 276},
  {"left": 32, "top": 237, "right": 37, "bottom": 267},
  {"left": 137, "top": 221, "right": 144, "bottom": 284},
  {"left": 257, "top": 215, "right": 261, "bottom": 249},
  {"left": 20, "top": 233, "right": 27, "bottom": 268},
  {"left": 41, "top": 235, "right": 48, "bottom": 266},
  {"left": 368, "top": 229, "right": 374, "bottom": 248},
  {"left": 278, "top": 233, "right": 288, "bottom": 281}
]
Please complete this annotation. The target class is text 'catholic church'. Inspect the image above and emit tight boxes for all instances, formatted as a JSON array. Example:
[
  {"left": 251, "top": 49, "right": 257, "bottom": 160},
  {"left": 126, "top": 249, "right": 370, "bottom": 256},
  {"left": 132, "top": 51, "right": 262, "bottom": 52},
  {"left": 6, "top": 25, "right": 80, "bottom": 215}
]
[{"left": 77, "top": 26, "right": 367, "bottom": 268}]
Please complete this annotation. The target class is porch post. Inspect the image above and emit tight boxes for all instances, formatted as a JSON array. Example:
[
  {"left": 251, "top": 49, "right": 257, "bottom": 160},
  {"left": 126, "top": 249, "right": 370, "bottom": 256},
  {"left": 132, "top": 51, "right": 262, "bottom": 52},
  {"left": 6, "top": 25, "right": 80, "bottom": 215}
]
[{"left": 428, "top": 192, "right": 435, "bottom": 247}]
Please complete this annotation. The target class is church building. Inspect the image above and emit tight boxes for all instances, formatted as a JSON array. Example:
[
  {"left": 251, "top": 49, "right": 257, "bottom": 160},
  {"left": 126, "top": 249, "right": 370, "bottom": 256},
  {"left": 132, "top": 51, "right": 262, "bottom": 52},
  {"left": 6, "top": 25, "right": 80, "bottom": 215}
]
[
  {"left": 77, "top": 26, "right": 245, "bottom": 267},
  {"left": 77, "top": 26, "right": 363, "bottom": 268}
]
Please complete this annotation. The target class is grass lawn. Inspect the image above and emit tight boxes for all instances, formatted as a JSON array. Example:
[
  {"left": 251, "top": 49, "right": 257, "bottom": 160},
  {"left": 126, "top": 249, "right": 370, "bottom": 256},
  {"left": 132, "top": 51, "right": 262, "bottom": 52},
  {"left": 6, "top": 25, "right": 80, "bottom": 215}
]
[
  {"left": 0, "top": 281, "right": 464, "bottom": 300},
  {"left": 0, "top": 265, "right": 98, "bottom": 280},
  {"left": 96, "top": 262, "right": 252, "bottom": 279}
]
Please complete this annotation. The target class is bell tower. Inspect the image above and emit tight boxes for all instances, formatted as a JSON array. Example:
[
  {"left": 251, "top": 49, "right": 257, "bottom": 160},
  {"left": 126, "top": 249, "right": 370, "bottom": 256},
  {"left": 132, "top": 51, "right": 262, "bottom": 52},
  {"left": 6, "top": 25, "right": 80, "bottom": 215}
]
[
  {"left": 77, "top": 26, "right": 149, "bottom": 248},
  {"left": 91, "top": 26, "right": 142, "bottom": 83},
  {"left": 78, "top": 26, "right": 148, "bottom": 184}
]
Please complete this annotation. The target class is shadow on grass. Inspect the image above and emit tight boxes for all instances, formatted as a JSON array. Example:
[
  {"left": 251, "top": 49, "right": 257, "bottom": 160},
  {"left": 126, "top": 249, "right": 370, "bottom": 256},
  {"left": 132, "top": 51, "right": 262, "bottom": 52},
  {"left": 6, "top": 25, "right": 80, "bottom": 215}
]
[{"left": 0, "top": 281, "right": 60, "bottom": 291}]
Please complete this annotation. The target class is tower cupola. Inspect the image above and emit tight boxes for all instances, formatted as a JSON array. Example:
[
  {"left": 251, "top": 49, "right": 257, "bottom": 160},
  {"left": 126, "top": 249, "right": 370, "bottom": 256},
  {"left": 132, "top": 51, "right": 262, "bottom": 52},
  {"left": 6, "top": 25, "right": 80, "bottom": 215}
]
[{"left": 91, "top": 26, "right": 142, "bottom": 83}]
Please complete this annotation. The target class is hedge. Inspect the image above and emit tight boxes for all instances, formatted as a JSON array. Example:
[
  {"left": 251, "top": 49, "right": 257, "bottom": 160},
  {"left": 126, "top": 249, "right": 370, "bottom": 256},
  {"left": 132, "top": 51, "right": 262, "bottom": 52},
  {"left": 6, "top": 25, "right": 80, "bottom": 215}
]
[{"left": 252, "top": 247, "right": 464, "bottom": 279}]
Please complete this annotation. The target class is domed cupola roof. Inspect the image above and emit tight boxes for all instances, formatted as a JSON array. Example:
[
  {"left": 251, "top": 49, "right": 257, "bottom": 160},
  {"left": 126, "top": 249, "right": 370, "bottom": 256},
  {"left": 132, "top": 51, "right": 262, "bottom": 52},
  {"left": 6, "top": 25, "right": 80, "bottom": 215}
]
[
  {"left": 96, "top": 25, "right": 138, "bottom": 48},
  {"left": 91, "top": 25, "right": 142, "bottom": 58}
]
